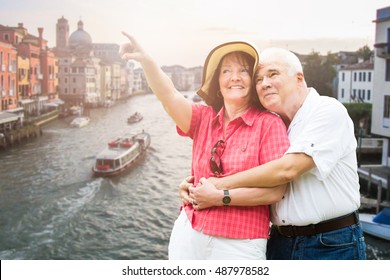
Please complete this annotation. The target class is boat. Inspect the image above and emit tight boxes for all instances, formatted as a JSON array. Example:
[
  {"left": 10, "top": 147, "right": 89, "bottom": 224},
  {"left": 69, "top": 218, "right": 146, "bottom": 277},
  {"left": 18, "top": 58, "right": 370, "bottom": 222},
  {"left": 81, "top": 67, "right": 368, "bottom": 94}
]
[
  {"left": 70, "top": 105, "right": 82, "bottom": 115},
  {"left": 70, "top": 116, "right": 90, "bottom": 128},
  {"left": 103, "top": 99, "right": 114, "bottom": 108},
  {"left": 92, "top": 131, "right": 151, "bottom": 177},
  {"left": 192, "top": 94, "right": 202, "bottom": 102},
  {"left": 127, "top": 112, "right": 143, "bottom": 123},
  {"left": 360, "top": 208, "right": 390, "bottom": 241}
]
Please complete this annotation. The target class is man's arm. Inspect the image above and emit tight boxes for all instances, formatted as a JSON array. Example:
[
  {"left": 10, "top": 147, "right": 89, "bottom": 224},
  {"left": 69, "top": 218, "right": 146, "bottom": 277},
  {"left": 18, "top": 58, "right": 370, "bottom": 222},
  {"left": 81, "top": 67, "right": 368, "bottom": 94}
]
[
  {"left": 214, "top": 153, "right": 315, "bottom": 190},
  {"left": 189, "top": 179, "right": 287, "bottom": 209}
]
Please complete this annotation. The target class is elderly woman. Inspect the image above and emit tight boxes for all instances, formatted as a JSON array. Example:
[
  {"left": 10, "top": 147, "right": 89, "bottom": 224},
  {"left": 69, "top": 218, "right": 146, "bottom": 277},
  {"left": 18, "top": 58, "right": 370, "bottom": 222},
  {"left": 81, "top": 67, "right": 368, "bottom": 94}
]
[{"left": 120, "top": 33, "right": 289, "bottom": 260}]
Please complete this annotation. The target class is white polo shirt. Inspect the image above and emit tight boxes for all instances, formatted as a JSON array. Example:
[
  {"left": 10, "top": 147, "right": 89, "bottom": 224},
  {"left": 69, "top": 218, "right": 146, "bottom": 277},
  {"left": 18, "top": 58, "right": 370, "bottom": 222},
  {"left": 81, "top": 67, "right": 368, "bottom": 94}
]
[{"left": 270, "top": 88, "right": 361, "bottom": 226}]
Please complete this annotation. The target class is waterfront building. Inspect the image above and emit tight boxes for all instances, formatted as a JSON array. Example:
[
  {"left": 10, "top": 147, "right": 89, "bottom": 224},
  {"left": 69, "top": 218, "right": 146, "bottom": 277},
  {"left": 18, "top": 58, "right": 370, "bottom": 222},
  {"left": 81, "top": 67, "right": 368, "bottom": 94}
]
[
  {"left": 121, "top": 61, "right": 135, "bottom": 98},
  {"left": 161, "top": 65, "right": 202, "bottom": 92},
  {"left": 54, "top": 17, "right": 132, "bottom": 108},
  {"left": 93, "top": 43, "right": 122, "bottom": 101},
  {"left": 337, "top": 59, "right": 374, "bottom": 103},
  {"left": 0, "top": 40, "right": 17, "bottom": 111},
  {"left": 372, "top": 6, "right": 390, "bottom": 166},
  {"left": 17, "top": 55, "right": 30, "bottom": 100},
  {"left": 54, "top": 18, "right": 100, "bottom": 108},
  {"left": 0, "top": 23, "right": 58, "bottom": 115},
  {"left": 133, "top": 68, "right": 146, "bottom": 93}
]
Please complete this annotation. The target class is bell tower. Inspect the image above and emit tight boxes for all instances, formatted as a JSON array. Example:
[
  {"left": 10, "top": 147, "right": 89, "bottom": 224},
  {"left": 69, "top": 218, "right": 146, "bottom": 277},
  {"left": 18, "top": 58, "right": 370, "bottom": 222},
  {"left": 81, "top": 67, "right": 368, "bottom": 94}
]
[{"left": 56, "top": 16, "right": 69, "bottom": 50}]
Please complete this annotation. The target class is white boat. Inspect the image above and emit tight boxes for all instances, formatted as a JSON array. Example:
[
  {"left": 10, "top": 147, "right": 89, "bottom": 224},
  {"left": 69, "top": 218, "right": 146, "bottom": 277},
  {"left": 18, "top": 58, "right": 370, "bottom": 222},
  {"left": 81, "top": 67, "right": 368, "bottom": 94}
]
[
  {"left": 360, "top": 208, "right": 390, "bottom": 241},
  {"left": 70, "top": 116, "right": 90, "bottom": 128},
  {"left": 92, "top": 131, "right": 151, "bottom": 177},
  {"left": 70, "top": 105, "right": 82, "bottom": 115}
]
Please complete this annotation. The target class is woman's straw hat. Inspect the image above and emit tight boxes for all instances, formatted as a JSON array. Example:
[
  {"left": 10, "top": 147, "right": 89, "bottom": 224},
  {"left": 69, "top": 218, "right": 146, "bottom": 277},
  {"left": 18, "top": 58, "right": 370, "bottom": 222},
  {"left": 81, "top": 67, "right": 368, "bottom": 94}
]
[{"left": 197, "top": 41, "right": 259, "bottom": 111}]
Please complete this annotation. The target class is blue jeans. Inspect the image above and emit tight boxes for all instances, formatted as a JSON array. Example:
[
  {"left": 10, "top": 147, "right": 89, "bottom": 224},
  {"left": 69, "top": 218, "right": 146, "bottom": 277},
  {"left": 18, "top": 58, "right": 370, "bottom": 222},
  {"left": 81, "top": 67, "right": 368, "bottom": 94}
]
[{"left": 267, "top": 222, "right": 366, "bottom": 260}]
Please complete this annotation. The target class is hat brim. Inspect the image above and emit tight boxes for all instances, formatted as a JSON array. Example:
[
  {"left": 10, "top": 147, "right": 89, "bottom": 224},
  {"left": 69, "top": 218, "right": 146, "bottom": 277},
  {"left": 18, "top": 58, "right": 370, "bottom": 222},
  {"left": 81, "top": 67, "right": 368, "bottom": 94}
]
[{"left": 197, "top": 41, "right": 259, "bottom": 110}]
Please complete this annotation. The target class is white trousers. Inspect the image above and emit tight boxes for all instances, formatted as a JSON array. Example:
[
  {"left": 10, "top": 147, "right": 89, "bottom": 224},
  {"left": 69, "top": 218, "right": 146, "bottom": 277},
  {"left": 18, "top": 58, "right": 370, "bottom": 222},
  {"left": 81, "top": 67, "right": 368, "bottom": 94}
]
[{"left": 168, "top": 209, "right": 267, "bottom": 260}]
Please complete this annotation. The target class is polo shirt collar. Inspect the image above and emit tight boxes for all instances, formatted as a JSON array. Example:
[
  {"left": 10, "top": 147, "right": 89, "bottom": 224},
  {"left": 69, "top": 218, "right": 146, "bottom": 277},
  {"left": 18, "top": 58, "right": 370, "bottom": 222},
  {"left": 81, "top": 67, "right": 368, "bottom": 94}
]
[
  {"left": 212, "top": 106, "right": 258, "bottom": 127},
  {"left": 288, "top": 88, "right": 319, "bottom": 132}
]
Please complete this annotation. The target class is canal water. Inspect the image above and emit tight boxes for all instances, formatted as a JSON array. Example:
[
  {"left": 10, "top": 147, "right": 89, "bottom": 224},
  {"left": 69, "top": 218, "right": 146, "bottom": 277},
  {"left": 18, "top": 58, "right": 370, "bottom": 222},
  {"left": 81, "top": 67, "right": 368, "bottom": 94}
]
[{"left": 0, "top": 93, "right": 389, "bottom": 260}]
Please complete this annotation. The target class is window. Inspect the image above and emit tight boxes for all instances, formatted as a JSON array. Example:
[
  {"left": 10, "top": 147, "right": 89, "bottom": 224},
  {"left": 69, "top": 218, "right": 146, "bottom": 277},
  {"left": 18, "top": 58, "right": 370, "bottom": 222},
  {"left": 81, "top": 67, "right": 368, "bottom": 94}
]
[
  {"left": 359, "top": 72, "right": 362, "bottom": 82},
  {"left": 368, "top": 72, "right": 372, "bottom": 82},
  {"left": 354, "top": 72, "right": 357, "bottom": 81},
  {"left": 342, "top": 72, "right": 345, "bottom": 81},
  {"left": 367, "top": 90, "right": 371, "bottom": 101},
  {"left": 341, "top": 88, "right": 344, "bottom": 98},
  {"left": 363, "top": 72, "right": 366, "bottom": 82},
  {"left": 384, "top": 96, "right": 390, "bottom": 119},
  {"left": 386, "top": 59, "right": 390, "bottom": 82}
]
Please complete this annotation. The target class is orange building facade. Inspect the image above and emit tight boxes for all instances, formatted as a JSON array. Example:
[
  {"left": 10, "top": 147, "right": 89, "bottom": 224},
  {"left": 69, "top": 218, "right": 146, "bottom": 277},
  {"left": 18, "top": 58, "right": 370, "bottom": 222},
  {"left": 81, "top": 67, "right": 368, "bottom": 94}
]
[
  {"left": 0, "top": 41, "right": 17, "bottom": 111},
  {"left": 0, "top": 23, "right": 58, "bottom": 114}
]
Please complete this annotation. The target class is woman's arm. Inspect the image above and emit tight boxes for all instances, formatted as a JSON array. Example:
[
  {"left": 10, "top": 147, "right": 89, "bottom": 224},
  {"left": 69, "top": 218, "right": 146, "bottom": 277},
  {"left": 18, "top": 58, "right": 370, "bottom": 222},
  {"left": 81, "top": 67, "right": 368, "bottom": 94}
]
[{"left": 120, "top": 32, "right": 192, "bottom": 133}]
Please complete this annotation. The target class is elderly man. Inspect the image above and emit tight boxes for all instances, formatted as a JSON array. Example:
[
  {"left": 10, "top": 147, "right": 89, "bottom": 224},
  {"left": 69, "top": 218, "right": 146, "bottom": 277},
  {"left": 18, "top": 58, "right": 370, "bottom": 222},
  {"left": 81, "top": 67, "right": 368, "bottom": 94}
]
[{"left": 186, "top": 47, "right": 366, "bottom": 260}]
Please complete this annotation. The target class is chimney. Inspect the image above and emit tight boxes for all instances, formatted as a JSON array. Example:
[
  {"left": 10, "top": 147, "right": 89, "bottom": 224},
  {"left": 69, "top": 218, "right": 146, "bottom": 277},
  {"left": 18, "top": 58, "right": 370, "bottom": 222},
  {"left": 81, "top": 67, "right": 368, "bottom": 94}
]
[{"left": 38, "top": 27, "right": 44, "bottom": 50}]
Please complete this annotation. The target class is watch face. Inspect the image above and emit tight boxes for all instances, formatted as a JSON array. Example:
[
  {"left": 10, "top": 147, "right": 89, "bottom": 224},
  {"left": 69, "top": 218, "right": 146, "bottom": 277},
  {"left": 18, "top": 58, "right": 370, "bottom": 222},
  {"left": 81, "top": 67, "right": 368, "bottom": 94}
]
[{"left": 223, "top": 196, "right": 231, "bottom": 205}]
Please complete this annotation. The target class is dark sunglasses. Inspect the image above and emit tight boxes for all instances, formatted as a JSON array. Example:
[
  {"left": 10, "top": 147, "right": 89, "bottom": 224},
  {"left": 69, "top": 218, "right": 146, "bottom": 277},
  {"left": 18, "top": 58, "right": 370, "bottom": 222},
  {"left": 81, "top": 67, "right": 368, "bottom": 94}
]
[{"left": 210, "top": 140, "right": 225, "bottom": 176}]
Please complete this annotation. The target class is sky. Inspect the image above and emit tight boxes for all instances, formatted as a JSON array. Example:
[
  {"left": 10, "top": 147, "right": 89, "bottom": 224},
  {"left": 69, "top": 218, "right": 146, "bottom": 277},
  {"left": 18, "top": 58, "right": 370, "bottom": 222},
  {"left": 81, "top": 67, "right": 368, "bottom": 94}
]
[{"left": 0, "top": 0, "right": 389, "bottom": 67}]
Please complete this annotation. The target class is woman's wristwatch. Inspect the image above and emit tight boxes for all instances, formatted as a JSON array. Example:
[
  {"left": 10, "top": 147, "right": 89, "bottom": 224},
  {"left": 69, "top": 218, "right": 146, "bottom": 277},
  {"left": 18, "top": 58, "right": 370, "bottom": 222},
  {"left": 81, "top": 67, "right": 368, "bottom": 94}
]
[{"left": 222, "top": 190, "right": 231, "bottom": 206}]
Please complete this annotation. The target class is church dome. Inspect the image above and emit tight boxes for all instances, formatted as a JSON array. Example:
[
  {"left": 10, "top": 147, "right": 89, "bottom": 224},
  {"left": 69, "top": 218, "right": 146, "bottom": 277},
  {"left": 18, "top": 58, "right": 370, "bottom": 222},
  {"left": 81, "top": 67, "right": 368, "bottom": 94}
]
[{"left": 69, "top": 20, "right": 92, "bottom": 47}]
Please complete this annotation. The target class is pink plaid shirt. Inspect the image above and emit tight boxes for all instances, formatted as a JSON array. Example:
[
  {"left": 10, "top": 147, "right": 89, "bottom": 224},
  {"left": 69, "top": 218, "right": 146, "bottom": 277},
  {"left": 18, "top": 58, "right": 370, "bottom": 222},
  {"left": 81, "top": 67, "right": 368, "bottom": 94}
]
[{"left": 177, "top": 104, "right": 290, "bottom": 238}]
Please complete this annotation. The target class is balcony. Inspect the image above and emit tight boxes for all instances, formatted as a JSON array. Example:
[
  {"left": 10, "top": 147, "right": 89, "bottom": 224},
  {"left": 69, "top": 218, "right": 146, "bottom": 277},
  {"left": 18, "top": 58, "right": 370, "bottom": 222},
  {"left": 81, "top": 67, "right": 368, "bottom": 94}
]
[{"left": 374, "top": 42, "right": 390, "bottom": 59}]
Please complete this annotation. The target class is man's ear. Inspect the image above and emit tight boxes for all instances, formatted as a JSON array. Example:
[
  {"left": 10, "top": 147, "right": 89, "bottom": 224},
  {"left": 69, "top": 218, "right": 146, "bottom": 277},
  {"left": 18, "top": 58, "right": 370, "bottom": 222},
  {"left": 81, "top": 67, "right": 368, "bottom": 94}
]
[{"left": 297, "top": 72, "right": 304, "bottom": 82}]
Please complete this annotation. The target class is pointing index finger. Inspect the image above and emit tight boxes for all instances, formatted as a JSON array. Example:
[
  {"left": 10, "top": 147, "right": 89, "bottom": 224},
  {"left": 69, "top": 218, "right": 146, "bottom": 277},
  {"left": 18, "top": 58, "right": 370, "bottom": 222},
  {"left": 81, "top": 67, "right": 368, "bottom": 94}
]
[{"left": 121, "top": 31, "right": 133, "bottom": 41}]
